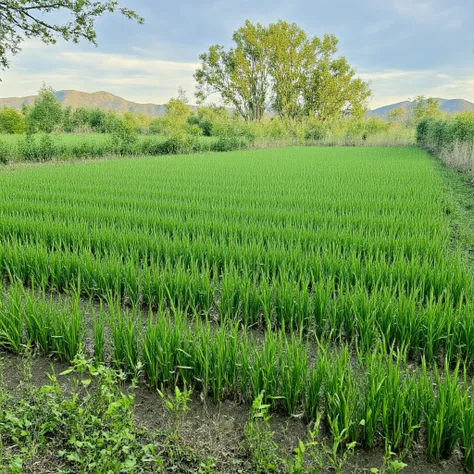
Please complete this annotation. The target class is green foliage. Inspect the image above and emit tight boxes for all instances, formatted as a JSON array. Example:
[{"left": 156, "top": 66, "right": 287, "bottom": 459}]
[
  {"left": 27, "top": 85, "right": 63, "bottom": 134},
  {"left": 387, "top": 107, "right": 406, "bottom": 123},
  {"left": 0, "top": 353, "right": 163, "bottom": 472},
  {"left": 18, "top": 133, "right": 58, "bottom": 161},
  {"left": 0, "top": 107, "right": 26, "bottom": 134},
  {"left": 161, "top": 133, "right": 199, "bottom": 154},
  {"left": 244, "top": 392, "right": 280, "bottom": 472},
  {"left": 111, "top": 118, "right": 139, "bottom": 154},
  {"left": 417, "top": 112, "right": 474, "bottom": 175},
  {"left": 195, "top": 20, "right": 370, "bottom": 121},
  {"left": 0, "top": 139, "right": 8, "bottom": 164},
  {"left": 0, "top": 1, "right": 143, "bottom": 72},
  {"left": 211, "top": 135, "right": 249, "bottom": 151},
  {"left": 423, "top": 359, "right": 464, "bottom": 460},
  {"left": 188, "top": 106, "right": 228, "bottom": 136},
  {"left": 411, "top": 96, "right": 442, "bottom": 125},
  {"left": 304, "top": 119, "right": 328, "bottom": 140}
]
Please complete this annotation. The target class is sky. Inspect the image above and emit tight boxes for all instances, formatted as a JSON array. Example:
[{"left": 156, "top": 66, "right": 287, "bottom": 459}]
[{"left": 0, "top": 0, "right": 473, "bottom": 109}]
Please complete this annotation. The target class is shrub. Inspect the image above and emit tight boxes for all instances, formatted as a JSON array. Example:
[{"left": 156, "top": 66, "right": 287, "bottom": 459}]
[
  {"left": 19, "top": 134, "right": 38, "bottom": 161},
  {"left": 188, "top": 114, "right": 213, "bottom": 136},
  {"left": 304, "top": 120, "right": 328, "bottom": 141},
  {"left": 38, "top": 134, "right": 57, "bottom": 161},
  {"left": 161, "top": 133, "right": 198, "bottom": 155},
  {"left": 211, "top": 135, "right": 249, "bottom": 152},
  {"left": 0, "top": 107, "right": 26, "bottom": 134},
  {"left": 0, "top": 140, "right": 9, "bottom": 164},
  {"left": 111, "top": 120, "right": 139, "bottom": 155},
  {"left": 417, "top": 113, "right": 474, "bottom": 175}
]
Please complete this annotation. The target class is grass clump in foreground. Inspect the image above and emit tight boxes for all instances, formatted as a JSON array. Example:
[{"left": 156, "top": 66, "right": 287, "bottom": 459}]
[
  {"left": 0, "top": 353, "right": 162, "bottom": 473},
  {"left": 0, "top": 353, "right": 221, "bottom": 473},
  {"left": 0, "top": 146, "right": 473, "bottom": 472}
]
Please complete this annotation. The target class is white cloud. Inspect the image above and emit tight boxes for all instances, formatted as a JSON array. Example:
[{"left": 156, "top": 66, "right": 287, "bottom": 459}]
[
  {"left": 358, "top": 69, "right": 433, "bottom": 81},
  {"left": 0, "top": 43, "right": 200, "bottom": 104},
  {"left": 388, "top": 0, "right": 463, "bottom": 30}
]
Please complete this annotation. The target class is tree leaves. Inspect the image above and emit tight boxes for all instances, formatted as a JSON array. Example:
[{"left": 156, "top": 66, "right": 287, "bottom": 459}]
[
  {"left": 195, "top": 20, "right": 371, "bottom": 122},
  {"left": 0, "top": 0, "right": 144, "bottom": 72}
]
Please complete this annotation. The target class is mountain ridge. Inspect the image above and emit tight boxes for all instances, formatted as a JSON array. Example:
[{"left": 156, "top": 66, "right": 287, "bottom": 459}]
[
  {"left": 0, "top": 90, "right": 167, "bottom": 116},
  {"left": 368, "top": 98, "right": 474, "bottom": 117},
  {"left": 1, "top": 90, "right": 473, "bottom": 118}
]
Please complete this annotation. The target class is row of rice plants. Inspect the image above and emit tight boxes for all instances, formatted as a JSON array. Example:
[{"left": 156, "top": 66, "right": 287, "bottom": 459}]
[
  {"left": 1, "top": 241, "right": 473, "bottom": 364},
  {"left": 0, "top": 148, "right": 472, "bottom": 366},
  {"left": 0, "top": 279, "right": 473, "bottom": 470}
]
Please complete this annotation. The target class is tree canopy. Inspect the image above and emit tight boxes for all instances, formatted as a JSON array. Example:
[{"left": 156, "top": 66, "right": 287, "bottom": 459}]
[
  {"left": 411, "top": 96, "right": 442, "bottom": 124},
  {"left": 0, "top": 1, "right": 143, "bottom": 72},
  {"left": 27, "top": 83, "right": 62, "bottom": 133},
  {"left": 195, "top": 20, "right": 371, "bottom": 122}
]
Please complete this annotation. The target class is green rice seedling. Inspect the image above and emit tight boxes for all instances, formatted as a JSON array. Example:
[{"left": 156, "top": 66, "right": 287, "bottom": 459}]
[
  {"left": 358, "top": 343, "right": 386, "bottom": 449},
  {"left": 323, "top": 345, "right": 360, "bottom": 444},
  {"left": 278, "top": 329, "right": 308, "bottom": 415},
  {"left": 381, "top": 347, "right": 421, "bottom": 453},
  {"left": 419, "top": 292, "right": 447, "bottom": 365},
  {"left": 108, "top": 299, "right": 139, "bottom": 375},
  {"left": 142, "top": 305, "right": 192, "bottom": 387},
  {"left": 460, "top": 381, "right": 474, "bottom": 473},
  {"left": 23, "top": 287, "right": 53, "bottom": 354},
  {"left": 142, "top": 311, "right": 165, "bottom": 387},
  {"left": 304, "top": 350, "right": 326, "bottom": 422},
  {"left": 49, "top": 300, "right": 83, "bottom": 361},
  {"left": 249, "top": 327, "right": 280, "bottom": 403},
  {"left": 0, "top": 280, "right": 23, "bottom": 353},
  {"left": 423, "top": 358, "right": 463, "bottom": 460},
  {"left": 209, "top": 318, "right": 240, "bottom": 400},
  {"left": 92, "top": 305, "right": 106, "bottom": 364},
  {"left": 311, "top": 278, "right": 332, "bottom": 338}
]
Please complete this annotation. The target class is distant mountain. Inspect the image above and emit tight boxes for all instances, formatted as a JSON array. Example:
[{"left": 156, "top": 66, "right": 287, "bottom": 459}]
[
  {"left": 369, "top": 98, "right": 474, "bottom": 118},
  {"left": 0, "top": 90, "right": 168, "bottom": 116}
]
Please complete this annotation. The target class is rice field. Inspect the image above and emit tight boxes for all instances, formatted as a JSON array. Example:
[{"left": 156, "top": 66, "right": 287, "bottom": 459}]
[{"left": 0, "top": 146, "right": 473, "bottom": 470}]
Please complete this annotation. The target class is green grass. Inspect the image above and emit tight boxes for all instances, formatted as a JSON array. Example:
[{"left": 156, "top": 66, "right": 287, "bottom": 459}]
[{"left": 0, "top": 146, "right": 473, "bottom": 469}]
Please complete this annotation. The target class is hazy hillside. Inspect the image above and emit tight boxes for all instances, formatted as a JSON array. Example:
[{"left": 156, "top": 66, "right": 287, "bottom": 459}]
[
  {"left": 369, "top": 98, "right": 474, "bottom": 117},
  {"left": 0, "top": 90, "right": 168, "bottom": 116},
  {"left": 2, "top": 90, "right": 473, "bottom": 119}
]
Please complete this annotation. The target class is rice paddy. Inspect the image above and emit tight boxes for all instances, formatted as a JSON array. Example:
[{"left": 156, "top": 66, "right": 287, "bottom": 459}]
[{"left": 0, "top": 146, "right": 473, "bottom": 470}]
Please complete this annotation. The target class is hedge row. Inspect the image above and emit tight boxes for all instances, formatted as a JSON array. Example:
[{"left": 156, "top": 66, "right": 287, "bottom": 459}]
[
  {"left": 0, "top": 134, "right": 252, "bottom": 164},
  {"left": 417, "top": 113, "right": 474, "bottom": 174}
]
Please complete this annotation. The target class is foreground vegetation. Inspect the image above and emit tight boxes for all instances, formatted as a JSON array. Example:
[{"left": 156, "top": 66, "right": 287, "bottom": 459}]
[
  {"left": 0, "top": 147, "right": 473, "bottom": 472},
  {"left": 417, "top": 113, "right": 474, "bottom": 178}
]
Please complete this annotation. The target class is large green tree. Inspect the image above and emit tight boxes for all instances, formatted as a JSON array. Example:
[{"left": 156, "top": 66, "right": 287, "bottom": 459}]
[
  {"left": 195, "top": 20, "right": 371, "bottom": 122},
  {"left": 195, "top": 20, "right": 269, "bottom": 121},
  {"left": 0, "top": 1, "right": 143, "bottom": 72},
  {"left": 266, "top": 21, "right": 318, "bottom": 119}
]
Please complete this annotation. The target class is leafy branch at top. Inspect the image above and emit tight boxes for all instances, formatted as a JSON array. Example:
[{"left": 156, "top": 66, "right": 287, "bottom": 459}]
[{"left": 0, "top": 0, "right": 144, "bottom": 71}]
